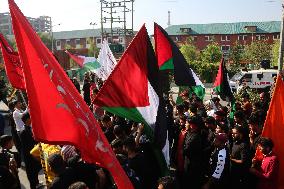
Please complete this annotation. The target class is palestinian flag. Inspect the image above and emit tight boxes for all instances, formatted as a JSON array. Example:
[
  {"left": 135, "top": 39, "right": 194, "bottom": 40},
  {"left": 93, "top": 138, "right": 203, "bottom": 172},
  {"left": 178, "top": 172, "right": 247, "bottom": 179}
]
[
  {"left": 213, "top": 57, "right": 234, "bottom": 101},
  {"left": 94, "top": 25, "right": 169, "bottom": 174},
  {"left": 65, "top": 50, "right": 100, "bottom": 72},
  {"left": 154, "top": 23, "right": 205, "bottom": 100}
]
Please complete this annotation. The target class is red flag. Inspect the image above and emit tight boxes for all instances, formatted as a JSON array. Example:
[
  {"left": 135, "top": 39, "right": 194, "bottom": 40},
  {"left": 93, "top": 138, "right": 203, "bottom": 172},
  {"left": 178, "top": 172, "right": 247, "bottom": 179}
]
[
  {"left": 8, "top": 0, "right": 133, "bottom": 188},
  {"left": 213, "top": 57, "right": 234, "bottom": 101},
  {"left": 65, "top": 50, "right": 84, "bottom": 67},
  {"left": 0, "top": 33, "right": 25, "bottom": 90},
  {"left": 262, "top": 75, "right": 284, "bottom": 189}
]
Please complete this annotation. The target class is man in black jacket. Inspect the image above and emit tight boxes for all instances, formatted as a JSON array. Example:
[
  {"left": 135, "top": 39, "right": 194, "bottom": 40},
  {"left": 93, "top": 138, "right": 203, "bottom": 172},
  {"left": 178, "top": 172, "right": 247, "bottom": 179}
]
[
  {"left": 182, "top": 116, "right": 203, "bottom": 189},
  {"left": 19, "top": 113, "right": 42, "bottom": 189}
]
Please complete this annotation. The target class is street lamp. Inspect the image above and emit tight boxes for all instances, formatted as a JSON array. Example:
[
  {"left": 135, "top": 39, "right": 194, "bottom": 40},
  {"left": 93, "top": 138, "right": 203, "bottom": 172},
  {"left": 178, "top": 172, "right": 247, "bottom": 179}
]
[{"left": 50, "top": 22, "right": 61, "bottom": 52}]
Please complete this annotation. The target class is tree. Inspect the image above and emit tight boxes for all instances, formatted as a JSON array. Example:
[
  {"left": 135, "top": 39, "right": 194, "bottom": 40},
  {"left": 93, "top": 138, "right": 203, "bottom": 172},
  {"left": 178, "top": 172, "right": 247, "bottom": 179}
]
[
  {"left": 271, "top": 40, "right": 281, "bottom": 67},
  {"left": 198, "top": 42, "right": 222, "bottom": 82},
  {"left": 38, "top": 32, "right": 52, "bottom": 50},
  {"left": 201, "top": 42, "right": 222, "bottom": 63},
  {"left": 87, "top": 38, "right": 99, "bottom": 57},
  {"left": 180, "top": 37, "right": 199, "bottom": 65},
  {"left": 228, "top": 42, "right": 244, "bottom": 77},
  {"left": 242, "top": 40, "right": 272, "bottom": 69}
]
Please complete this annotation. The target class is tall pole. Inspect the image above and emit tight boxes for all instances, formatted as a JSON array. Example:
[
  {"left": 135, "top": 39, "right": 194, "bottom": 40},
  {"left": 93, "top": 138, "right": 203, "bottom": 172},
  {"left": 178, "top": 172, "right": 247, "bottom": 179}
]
[
  {"left": 131, "top": 0, "right": 134, "bottom": 33},
  {"left": 124, "top": 0, "right": 126, "bottom": 50},
  {"left": 278, "top": 2, "right": 284, "bottom": 71},
  {"left": 51, "top": 19, "right": 54, "bottom": 52},
  {"left": 101, "top": 0, "right": 104, "bottom": 42},
  {"left": 110, "top": 3, "right": 113, "bottom": 42}
]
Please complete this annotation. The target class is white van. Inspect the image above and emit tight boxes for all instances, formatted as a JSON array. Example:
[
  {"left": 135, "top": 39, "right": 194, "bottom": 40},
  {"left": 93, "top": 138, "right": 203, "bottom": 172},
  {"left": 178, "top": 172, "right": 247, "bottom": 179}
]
[{"left": 230, "top": 69, "right": 278, "bottom": 91}]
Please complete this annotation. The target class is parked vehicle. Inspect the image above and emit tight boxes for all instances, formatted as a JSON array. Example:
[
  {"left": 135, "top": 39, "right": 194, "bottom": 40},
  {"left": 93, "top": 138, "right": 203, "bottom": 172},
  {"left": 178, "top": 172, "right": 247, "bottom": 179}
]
[{"left": 230, "top": 69, "right": 278, "bottom": 92}]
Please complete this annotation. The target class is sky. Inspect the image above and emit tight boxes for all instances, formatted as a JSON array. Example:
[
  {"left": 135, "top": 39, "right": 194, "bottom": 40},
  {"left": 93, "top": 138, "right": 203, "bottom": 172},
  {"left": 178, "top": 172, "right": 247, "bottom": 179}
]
[{"left": 0, "top": 0, "right": 282, "bottom": 34}]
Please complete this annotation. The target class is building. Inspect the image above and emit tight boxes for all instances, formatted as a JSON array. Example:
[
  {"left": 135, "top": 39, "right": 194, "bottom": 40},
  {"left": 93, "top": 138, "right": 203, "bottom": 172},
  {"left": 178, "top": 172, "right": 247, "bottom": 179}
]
[
  {"left": 0, "top": 12, "right": 51, "bottom": 35},
  {"left": 165, "top": 21, "right": 281, "bottom": 54},
  {"left": 53, "top": 28, "right": 134, "bottom": 51},
  {"left": 52, "top": 28, "right": 135, "bottom": 70},
  {"left": 0, "top": 12, "right": 13, "bottom": 35},
  {"left": 27, "top": 16, "right": 51, "bottom": 33}
]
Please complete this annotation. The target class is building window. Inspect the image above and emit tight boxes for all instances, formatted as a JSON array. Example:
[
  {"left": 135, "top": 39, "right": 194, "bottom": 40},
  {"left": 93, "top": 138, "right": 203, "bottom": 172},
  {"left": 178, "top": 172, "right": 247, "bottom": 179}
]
[
  {"left": 66, "top": 40, "right": 71, "bottom": 46},
  {"left": 226, "top": 35, "right": 230, "bottom": 41},
  {"left": 192, "top": 36, "right": 197, "bottom": 41},
  {"left": 205, "top": 35, "right": 214, "bottom": 42},
  {"left": 221, "top": 35, "right": 230, "bottom": 41},
  {"left": 273, "top": 34, "right": 280, "bottom": 40},
  {"left": 180, "top": 28, "right": 191, "bottom": 33},
  {"left": 256, "top": 35, "right": 260, "bottom": 40},
  {"left": 56, "top": 40, "right": 61, "bottom": 46},
  {"left": 244, "top": 26, "right": 257, "bottom": 32},
  {"left": 238, "top": 35, "right": 248, "bottom": 41},
  {"left": 75, "top": 39, "right": 80, "bottom": 45},
  {"left": 96, "top": 38, "right": 102, "bottom": 44},
  {"left": 221, "top": 45, "right": 230, "bottom": 51},
  {"left": 175, "top": 36, "right": 181, "bottom": 42},
  {"left": 107, "top": 37, "right": 112, "bottom": 43},
  {"left": 119, "top": 37, "right": 123, "bottom": 43}
]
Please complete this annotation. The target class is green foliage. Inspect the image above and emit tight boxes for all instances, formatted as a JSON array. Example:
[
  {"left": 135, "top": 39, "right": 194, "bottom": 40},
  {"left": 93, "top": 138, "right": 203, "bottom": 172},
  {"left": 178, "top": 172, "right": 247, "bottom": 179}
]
[
  {"left": 180, "top": 41, "right": 221, "bottom": 83},
  {"left": 64, "top": 44, "right": 72, "bottom": 50},
  {"left": 87, "top": 38, "right": 99, "bottom": 57},
  {"left": 180, "top": 39, "right": 199, "bottom": 64},
  {"left": 242, "top": 40, "right": 272, "bottom": 69},
  {"left": 228, "top": 42, "right": 244, "bottom": 77},
  {"left": 272, "top": 40, "right": 280, "bottom": 67},
  {"left": 199, "top": 43, "right": 222, "bottom": 82},
  {"left": 201, "top": 42, "right": 222, "bottom": 63},
  {"left": 234, "top": 87, "right": 260, "bottom": 105},
  {"left": 38, "top": 32, "right": 52, "bottom": 50}
]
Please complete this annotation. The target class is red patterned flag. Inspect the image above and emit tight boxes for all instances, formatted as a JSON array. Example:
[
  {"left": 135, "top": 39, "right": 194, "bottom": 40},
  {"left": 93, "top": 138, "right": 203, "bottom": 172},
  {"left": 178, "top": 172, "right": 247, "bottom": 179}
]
[
  {"left": 0, "top": 33, "right": 25, "bottom": 90},
  {"left": 8, "top": 0, "right": 133, "bottom": 188}
]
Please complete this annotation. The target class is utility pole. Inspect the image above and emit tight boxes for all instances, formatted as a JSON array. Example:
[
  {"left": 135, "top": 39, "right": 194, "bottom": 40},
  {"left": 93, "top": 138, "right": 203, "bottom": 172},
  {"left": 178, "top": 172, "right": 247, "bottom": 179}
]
[
  {"left": 167, "top": 11, "right": 171, "bottom": 27},
  {"left": 100, "top": 0, "right": 104, "bottom": 42},
  {"left": 278, "top": 1, "right": 284, "bottom": 71},
  {"left": 50, "top": 19, "right": 61, "bottom": 52},
  {"left": 100, "top": 0, "right": 134, "bottom": 50},
  {"left": 132, "top": 0, "right": 134, "bottom": 32}
]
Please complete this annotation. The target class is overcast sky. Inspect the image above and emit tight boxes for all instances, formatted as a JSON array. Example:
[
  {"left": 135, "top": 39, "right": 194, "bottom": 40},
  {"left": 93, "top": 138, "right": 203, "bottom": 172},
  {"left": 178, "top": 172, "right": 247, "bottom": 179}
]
[{"left": 0, "top": 0, "right": 282, "bottom": 34}]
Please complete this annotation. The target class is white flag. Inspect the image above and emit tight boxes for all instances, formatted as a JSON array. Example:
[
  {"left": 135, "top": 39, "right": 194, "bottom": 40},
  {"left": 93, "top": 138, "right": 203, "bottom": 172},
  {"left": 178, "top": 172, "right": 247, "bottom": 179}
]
[{"left": 97, "top": 40, "right": 117, "bottom": 80}]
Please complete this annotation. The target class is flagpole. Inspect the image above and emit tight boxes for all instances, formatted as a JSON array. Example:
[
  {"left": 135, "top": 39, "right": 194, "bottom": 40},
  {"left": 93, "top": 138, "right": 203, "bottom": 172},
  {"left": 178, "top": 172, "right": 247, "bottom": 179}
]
[
  {"left": 278, "top": 1, "right": 284, "bottom": 71},
  {"left": 38, "top": 143, "right": 50, "bottom": 187},
  {"left": 18, "top": 90, "right": 27, "bottom": 107}
]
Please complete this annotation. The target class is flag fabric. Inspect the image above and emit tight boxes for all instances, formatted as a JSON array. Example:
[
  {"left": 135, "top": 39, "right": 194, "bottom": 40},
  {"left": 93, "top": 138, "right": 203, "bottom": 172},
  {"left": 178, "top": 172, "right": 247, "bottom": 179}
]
[
  {"left": 154, "top": 23, "right": 205, "bottom": 100},
  {"left": 65, "top": 50, "right": 100, "bottom": 71},
  {"left": 94, "top": 25, "right": 169, "bottom": 172},
  {"left": 262, "top": 75, "right": 284, "bottom": 189},
  {"left": 0, "top": 33, "right": 25, "bottom": 90},
  {"left": 97, "top": 39, "right": 118, "bottom": 80},
  {"left": 213, "top": 57, "right": 234, "bottom": 101},
  {"left": 8, "top": 1, "right": 133, "bottom": 188}
]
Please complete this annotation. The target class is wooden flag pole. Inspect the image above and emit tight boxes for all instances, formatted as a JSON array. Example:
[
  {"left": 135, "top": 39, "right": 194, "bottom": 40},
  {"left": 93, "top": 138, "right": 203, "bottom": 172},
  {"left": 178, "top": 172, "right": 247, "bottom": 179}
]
[
  {"left": 18, "top": 90, "right": 27, "bottom": 107},
  {"left": 38, "top": 143, "right": 50, "bottom": 187}
]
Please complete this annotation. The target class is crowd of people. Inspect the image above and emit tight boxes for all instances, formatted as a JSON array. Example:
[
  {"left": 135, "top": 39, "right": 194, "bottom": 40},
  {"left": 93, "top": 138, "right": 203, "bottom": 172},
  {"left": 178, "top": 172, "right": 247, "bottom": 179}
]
[{"left": 0, "top": 71, "right": 279, "bottom": 189}]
